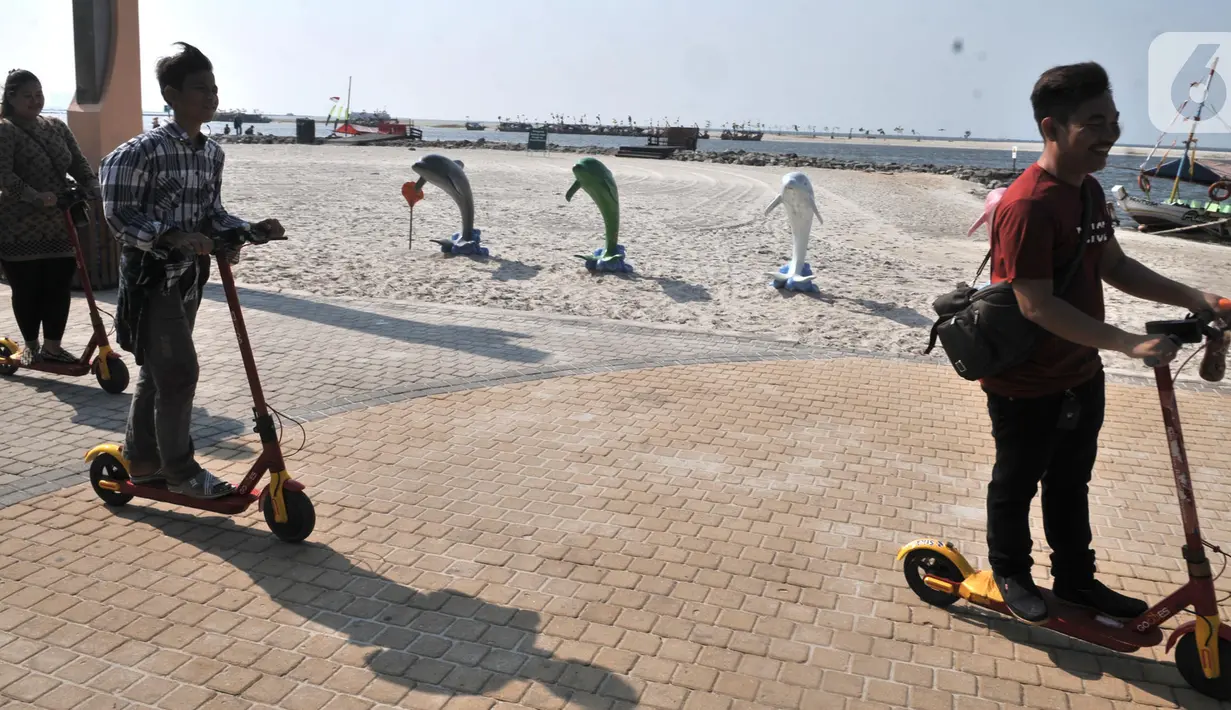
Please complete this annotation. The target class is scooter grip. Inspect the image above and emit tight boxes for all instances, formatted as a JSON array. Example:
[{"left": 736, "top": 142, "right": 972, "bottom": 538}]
[
  {"left": 1144, "top": 335, "right": 1183, "bottom": 369},
  {"left": 246, "top": 223, "right": 287, "bottom": 244}
]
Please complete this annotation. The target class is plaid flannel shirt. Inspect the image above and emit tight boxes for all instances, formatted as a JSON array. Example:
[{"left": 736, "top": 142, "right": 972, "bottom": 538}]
[
  {"left": 100, "top": 120, "right": 249, "bottom": 292},
  {"left": 100, "top": 121, "right": 249, "bottom": 364}
]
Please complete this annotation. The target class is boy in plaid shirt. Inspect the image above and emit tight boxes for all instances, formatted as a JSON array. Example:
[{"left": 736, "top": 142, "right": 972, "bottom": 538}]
[{"left": 101, "top": 43, "right": 283, "bottom": 499}]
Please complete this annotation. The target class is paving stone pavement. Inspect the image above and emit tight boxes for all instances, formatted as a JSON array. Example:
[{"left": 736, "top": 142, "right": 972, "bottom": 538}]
[
  {"left": 0, "top": 284, "right": 832, "bottom": 506},
  {"left": 5, "top": 282, "right": 1225, "bottom": 510},
  {"left": 4, "top": 357, "right": 1231, "bottom": 709}
]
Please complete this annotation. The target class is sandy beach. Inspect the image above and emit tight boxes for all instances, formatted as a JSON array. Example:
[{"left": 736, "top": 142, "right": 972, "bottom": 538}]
[{"left": 220, "top": 144, "right": 1231, "bottom": 380}]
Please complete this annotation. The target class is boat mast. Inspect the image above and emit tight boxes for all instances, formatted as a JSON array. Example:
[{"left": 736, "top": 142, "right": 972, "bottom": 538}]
[
  {"left": 343, "top": 76, "right": 352, "bottom": 131},
  {"left": 1140, "top": 97, "right": 1190, "bottom": 173},
  {"left": 1170, "top": 57, "right": 1220, "bottom": 203}
]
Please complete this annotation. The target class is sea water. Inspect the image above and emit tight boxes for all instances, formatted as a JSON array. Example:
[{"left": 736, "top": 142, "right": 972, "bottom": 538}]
[{"left": 42, "top": 111, "right": 1219, "bottom": 228}]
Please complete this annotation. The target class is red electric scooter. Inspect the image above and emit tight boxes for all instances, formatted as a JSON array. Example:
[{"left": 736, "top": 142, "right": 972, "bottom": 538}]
[
  {"left": 83, "top": 224, "right": 315, "bottom": 543},
  {"left": 0, "top": 185, "right": 129, "bottom": 393},
  {"left": 898, "top": 302, "right": 1231, "bottom": 699}
]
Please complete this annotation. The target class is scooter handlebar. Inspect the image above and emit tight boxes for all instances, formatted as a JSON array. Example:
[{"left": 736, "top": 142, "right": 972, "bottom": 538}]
[
  {"left": 56, "top": 185, "right": 97, "bottom": 210},
  {"left": 1143, "top": 302, "right": 1231, "bottom": 379},
  {"left": 209, "top": 224, "right": 287, "bottom": 251}
]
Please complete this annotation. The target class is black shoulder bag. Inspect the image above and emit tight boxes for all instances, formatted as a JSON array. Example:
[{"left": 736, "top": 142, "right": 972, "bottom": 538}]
[{"left": 923, "top": 182, "right": 1095, "bottom": 381}]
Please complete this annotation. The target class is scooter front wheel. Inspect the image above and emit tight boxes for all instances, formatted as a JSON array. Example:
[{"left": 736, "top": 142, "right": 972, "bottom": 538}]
[
  {"left": 0, "top": 343, "right": 17, "bottom": 376},
  {"left": 261, "top": 488, "right": 316, "bottom": 543},
  {"left": 1175, "top": 632, "right": 1231, "bottom": 700},
  {"left": 90, "top": 454, "right": 133, "bottom": 507},
  {"left": 902, "top": 549, "right": 963, "bottom": 608},
  {"left": 94, "top": 357, "right": 130, "bottom": 394}
]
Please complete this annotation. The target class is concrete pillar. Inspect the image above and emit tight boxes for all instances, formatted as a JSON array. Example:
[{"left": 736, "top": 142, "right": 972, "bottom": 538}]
[{"left": 67, "top": 0, "right": 142, "bottom": 290}]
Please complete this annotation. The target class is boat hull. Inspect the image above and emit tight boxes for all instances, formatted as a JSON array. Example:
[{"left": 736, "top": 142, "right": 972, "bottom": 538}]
[{"left": 1111, "top": 185, "right": 1231, "bottom": 240}]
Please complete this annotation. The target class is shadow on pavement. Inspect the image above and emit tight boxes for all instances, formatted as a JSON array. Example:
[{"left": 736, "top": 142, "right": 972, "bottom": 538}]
[
  {"left": 118, "top": 507, "right": 640, "bottom": 709},
  {"left": 9, "top": 375, "right": 256, "bottom": 455},
  {"left": 202, "top": 284, "right": 551, "bottom": 365}
]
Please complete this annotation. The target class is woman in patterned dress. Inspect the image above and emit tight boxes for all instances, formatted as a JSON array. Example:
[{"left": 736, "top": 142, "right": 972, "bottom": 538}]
[{"left": 0, "top": 69, "right": 100, "bottom": 365}]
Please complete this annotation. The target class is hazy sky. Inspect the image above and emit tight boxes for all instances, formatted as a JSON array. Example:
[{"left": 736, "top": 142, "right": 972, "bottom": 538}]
[{"left": 6, "top": 0, "right": 1230, "bottom": 147}]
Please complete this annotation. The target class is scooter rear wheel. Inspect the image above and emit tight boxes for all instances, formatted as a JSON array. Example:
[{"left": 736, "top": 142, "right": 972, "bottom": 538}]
[
  {"left": 1175, "top": 631, "right": 1231, "bottom": 700},
  {"left": 94, "top": 357, "right": 130, "bottom": 395},
  {"left": 261, "top": 488, "right": 316, "bottom": 543},
  {"left": 90, "top": 454, "right": 133, "bottom": 507},
  {"left": 0, "top": 344, "right": 17, "bottom": 376},
  {"left": 902, "top": 549, "right": 962, "bottom": 608}
]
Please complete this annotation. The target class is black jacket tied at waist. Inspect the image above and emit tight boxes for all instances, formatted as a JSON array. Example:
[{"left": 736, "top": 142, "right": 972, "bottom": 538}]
[{"left": 115, "top": 246, "right": 210, "bottom": 366}]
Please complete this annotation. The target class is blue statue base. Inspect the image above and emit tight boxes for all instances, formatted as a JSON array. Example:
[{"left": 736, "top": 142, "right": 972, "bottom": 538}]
[
  {"left": 578, "top": 245, "right": 633, "bottom": 273},
  {"left": 433, "top": 228, "right": 489, "bottom": 257},
  {"left": 770, "top": 262, "right": 819, "bottom": 293}
]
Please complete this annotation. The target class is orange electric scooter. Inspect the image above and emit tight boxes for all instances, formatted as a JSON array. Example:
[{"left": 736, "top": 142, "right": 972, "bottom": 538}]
[
  {"left": 0, "top": 185, "right": 128, "bottom": 393},
  {"left": 84, "top": 224, "right": 315, "bottom": 543},
  {"left": 899, "top": 303, "right": 1231, "bottom": 699}
]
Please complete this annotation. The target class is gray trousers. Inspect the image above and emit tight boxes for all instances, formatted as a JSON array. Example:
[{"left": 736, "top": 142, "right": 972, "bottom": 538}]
[{"left": 123, "top": 263, "right": 206, "bottom": 484}]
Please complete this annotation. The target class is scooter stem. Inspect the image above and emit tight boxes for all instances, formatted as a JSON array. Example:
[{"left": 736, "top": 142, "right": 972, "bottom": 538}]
[
  {"left": 1154, "top": 364, "right": 1207, "bottom": 564},
  {"left": 64, "top": 202, "right": 108, "bottom": 341},
  {"left": 215, "top": 255, "right": 272, "bottom": 420}
]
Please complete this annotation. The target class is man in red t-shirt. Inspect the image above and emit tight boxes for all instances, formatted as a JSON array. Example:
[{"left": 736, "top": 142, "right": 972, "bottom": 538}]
[{"left": 982, "top": 61, "right": 1231, "bottom": 625}]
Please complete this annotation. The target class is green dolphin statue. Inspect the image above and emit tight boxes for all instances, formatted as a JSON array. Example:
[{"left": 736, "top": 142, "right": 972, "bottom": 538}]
[{"left": 565, "top": 157, "right": 626, "bottom": 269}]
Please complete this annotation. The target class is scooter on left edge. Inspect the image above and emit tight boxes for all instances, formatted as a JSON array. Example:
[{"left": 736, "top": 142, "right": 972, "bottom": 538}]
[{"left": 0, "top": 186, "right": 128, "bottom": 393}]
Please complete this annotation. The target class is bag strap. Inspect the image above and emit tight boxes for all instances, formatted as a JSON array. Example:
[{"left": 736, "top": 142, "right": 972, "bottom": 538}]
[
  {"left": 5, "top": 118, "right": 58, "bottom": 164},
  {"left": 923, "top": 319, "right": 943, "bottom": 354},
  {"left": 3, "top": 118, "right": 67, "bottom": 192},
  {"left": 972, "top": 248, "right": 992, "bottom": 284},
  {"left": 971, "top": 180, "right": 1097, "bottom": 291},
  {"left": 1054, "top": 180, "right": 1095, "bottom": 294}
]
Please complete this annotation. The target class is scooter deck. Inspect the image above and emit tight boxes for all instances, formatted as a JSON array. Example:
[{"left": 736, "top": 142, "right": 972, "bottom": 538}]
[
  {"left": 938, "top": 570, "right": 1163, "bottom": 652},
  {"left": 0, "top": 357, "right": 91, "bottom": 377},
  {"left": 100, "top": 479, "right": 259, "bottom": 515}
]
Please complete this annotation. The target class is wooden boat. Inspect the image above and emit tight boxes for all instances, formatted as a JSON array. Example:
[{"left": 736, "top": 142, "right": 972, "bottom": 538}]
[
  {"left": 1111, "top": 185, "right": 1231, "bottom": 240},
  {"left": 1119, "top": 56, "right": 1231, "bottom": 240},
  {"left": 720, "top": 128, "right": 763, "bottom": 141},
  {"left": 331, "top": 119, "right": 422, "bottom": 140}
]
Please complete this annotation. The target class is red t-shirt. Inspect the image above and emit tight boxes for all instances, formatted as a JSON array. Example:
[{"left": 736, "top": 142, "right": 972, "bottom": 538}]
[{"left": 980, "top": 163, "right": 1113, "bottom": 398}]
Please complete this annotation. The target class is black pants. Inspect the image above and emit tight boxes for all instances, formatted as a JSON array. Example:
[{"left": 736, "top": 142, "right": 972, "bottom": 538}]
[
  {"left": 0, "top": 257, "right": 77, "bottom": 343},
  {"left": 985, "top": 371, "right": 1105, "bottom": 582}
]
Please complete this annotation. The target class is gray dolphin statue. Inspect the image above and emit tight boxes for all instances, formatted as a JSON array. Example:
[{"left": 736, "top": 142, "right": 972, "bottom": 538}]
[{"left": 411, "top": 154, "right": 476, "bottom": 247}]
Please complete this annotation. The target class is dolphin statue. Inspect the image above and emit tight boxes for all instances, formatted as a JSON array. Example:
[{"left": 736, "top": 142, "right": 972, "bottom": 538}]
[
  {"left": 967, "top": 187, "right": 1006, "bottom": 238},
  {"left": 411, "top": 154, "right": 479, "bottom": 251},
  {"left": 565, "top": 157, "right": 629, "bottom": 271},
  {"left": 765, "top": 171, "right": 822, "bottom": 289}
]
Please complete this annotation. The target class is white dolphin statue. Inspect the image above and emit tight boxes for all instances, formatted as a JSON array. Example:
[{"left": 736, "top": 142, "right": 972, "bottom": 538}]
[{"left": 765, "top": 171, "right": 823, "bottom": 290}]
